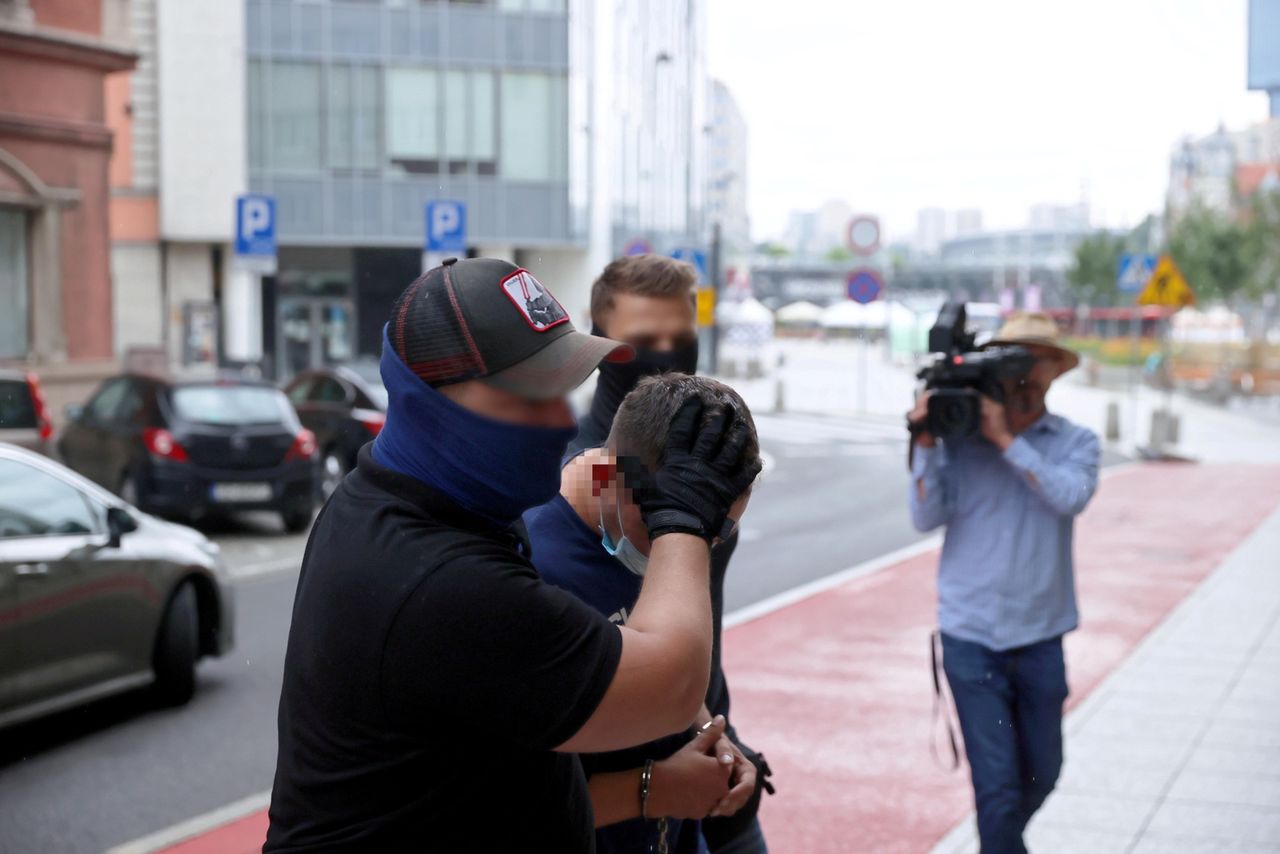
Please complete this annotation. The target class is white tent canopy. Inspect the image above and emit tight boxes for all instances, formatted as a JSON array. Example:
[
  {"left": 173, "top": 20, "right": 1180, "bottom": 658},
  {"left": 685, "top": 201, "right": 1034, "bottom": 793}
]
[
  {"left": 820, "top": 300, "right": 890, "bottom": 329},
  {"left": 775, "top": 301, "right": 824, "bottom": 324}
]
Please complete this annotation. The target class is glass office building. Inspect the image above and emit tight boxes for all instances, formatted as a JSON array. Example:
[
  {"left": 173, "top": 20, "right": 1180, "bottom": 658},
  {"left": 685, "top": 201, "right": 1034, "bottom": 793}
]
[{"left": 244, "top": 0, "right": 709, "bottom": 379}]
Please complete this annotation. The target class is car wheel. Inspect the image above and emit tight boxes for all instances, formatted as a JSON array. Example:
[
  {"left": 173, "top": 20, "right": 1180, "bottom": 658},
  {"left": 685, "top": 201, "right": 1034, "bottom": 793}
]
[
  {"left": 320, "top": 450, "right": 347, "bottom": 500},
  {"left": 153, "top": 582, "right": 199, "bottom": 706},
  {"left": 281, "top": 505, "right": 313, "bottom": 534}
]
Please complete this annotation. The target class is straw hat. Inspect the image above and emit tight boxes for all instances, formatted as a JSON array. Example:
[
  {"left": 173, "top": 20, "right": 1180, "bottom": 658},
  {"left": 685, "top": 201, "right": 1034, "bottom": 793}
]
[{"left": 984, "top": 311, "right": 1079, "bottom": 374}]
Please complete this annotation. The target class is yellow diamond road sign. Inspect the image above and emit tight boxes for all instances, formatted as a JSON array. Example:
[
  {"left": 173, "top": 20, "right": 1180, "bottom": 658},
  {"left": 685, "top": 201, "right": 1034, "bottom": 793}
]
[{"left": 1137, "top": 255, "right": 1195, "bottom": 308}]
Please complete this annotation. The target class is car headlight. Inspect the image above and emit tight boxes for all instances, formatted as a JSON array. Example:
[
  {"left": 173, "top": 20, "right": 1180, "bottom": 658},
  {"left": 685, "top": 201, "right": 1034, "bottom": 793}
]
[{"left": 196, "top": 539, "right": 221, "bottom": 559}]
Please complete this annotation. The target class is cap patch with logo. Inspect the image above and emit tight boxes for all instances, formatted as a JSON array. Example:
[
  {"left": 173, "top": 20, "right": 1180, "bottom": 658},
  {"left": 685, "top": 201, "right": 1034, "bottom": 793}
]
[
  {"left": 386, "top": 257, "right": 632, "bottom": 401},
  {"left": 501, "top": 269, "right": 568, "bottom": 332}
]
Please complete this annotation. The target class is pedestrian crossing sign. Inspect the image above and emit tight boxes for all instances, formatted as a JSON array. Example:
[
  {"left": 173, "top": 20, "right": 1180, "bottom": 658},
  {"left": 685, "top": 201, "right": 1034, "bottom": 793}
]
[
  {"left": 1137, "top": 255, "right": 1195, "bottom": 308},
  {"left": 1117, "top": 254, "right": 1156, "bottom": 294}
]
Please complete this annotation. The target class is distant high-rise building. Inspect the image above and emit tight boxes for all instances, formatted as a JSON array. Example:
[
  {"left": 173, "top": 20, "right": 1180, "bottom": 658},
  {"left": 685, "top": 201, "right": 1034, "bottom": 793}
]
[
  {"left": 707, "top": 80, "right": 750, "bottom": 260},
  {"left": 781, "top": 199, "right": 852, "bottom": 259},
  {"left": 1167, "top": 125, "right": 1238, "bottom": 219},
  {"left": 1233, "top": 116, "right": 1280, "bottom": 164},
  {"left": 1249, "top": 0, "right": 1280, "bottom": 117},
  {"left": 781, "top": 211, "right": 818, "bottom": 256},
  {"left": 954, "top": 209, "right": 984, "bottom": 237},
  {"left": 1027, "top": 202, "right": 1090, "bottom": 231},
  {"left": 915, "top": 207, "right": 949, "bottom": 254}
]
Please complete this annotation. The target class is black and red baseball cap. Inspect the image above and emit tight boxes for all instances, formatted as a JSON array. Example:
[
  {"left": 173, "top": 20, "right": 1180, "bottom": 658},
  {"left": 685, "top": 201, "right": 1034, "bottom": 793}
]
[{"left": 388, "top": 257, "right": 633, "bottom": 400}]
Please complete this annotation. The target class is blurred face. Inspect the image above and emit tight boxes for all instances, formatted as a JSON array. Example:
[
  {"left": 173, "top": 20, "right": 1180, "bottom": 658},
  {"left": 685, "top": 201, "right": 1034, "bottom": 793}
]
[
  {"left": 598, "top": 291, "right": 697, "bottom": 352},
  {"left": 438, "top": 380, "right": 575, "bottom": 429},
  {"left": 1002, "top": 344, "right": 1066, "bottom": 432},
  {"left": 599, "top": 471, "right": 752, "bottom": 557}
]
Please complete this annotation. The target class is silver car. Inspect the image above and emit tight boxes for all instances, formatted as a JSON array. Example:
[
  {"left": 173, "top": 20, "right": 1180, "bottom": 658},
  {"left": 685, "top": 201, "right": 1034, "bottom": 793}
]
[{"left": 0, "top": 443, "right": 234, "bottom": 729}]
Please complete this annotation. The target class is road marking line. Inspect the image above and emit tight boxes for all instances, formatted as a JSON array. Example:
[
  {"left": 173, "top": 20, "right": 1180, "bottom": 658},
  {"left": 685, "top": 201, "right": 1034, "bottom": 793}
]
[
  {"left": 104, "top": 790, "right": 271, "bottom": 854},
  {"left": 228, "top": 555, "right": 301, "bottom": 582}
]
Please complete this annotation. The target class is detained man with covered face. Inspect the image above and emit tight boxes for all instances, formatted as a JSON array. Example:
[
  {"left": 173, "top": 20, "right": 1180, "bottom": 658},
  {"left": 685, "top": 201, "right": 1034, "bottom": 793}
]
[{"left": 525, "top": 374, "right": 762, "bottom": 854}]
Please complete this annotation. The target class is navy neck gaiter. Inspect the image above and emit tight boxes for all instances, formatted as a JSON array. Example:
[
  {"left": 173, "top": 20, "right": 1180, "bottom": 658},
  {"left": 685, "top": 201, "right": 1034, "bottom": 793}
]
[{"left": 371, "top": 326, "right": 578, "bottom": 527}]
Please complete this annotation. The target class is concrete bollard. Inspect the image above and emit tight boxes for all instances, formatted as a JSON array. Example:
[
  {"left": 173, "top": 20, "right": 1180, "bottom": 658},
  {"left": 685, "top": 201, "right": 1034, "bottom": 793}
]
[
  {"left": 774, "top": 377, "right": 785, "bottom": 414},
  {"left": 1105, "top": 401, "right": 1121, "bottom": 442},
  {"left": 1149, "top": 409, "right": 1181, "bottom": 449}
]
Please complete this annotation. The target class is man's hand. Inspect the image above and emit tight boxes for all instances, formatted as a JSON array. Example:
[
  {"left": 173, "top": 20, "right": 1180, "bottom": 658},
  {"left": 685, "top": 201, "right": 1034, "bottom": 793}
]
[
  {"left": 980, "top": 395, "right": 1014, "bottom": 450},
  {"left": 637, "top": 399, "right": 761, "bottom": 544},
  {"left": 907, "top": 391, "right": 936, "bottom": 448},
  {"left": 707, "top": 735, "right": 756, "bottom": 818},
  {"left": 649, "top": 715, "right": 732, "bottom": 820}
]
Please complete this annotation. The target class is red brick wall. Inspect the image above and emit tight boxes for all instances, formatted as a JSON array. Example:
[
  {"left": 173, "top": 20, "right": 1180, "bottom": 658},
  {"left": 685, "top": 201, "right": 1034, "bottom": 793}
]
[
  {"left": 31, "top": 0, "right": 103, "bottom": 38},
  {"left": 0, "top": 0, "right": 125, "bottom": 363}
]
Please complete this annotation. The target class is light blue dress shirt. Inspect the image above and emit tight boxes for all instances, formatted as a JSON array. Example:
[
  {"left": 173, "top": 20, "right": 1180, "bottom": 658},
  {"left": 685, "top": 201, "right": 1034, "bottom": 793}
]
[{"left": 908, "top": 413, "right": 1101, "bottom": 651}]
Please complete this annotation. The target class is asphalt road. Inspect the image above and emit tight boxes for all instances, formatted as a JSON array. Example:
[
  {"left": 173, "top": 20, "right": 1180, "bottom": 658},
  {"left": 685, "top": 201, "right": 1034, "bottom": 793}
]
[{"left": 0, "top": 414, "right": 949, "bottom": 853}]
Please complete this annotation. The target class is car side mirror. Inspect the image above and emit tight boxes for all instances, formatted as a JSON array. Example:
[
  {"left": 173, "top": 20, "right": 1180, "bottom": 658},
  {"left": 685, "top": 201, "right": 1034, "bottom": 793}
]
[
  {"left": 66, "top": 403, "right": 84, "bottom": 422},
  {"left": 106, "top": 506, "right": 138, "bottom": 548}
]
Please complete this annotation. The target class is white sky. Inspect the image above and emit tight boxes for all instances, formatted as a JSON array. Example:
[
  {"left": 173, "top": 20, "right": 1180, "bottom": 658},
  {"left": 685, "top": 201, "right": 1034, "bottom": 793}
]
[{"left": 707, "top": 0, "right": 1272, "bottom": 242}]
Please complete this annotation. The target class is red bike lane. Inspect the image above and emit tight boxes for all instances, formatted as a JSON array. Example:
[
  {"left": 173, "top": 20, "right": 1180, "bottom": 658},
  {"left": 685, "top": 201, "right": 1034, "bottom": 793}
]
[
  {"left": 151, "top": 462, "right": 1280, "bottom": 854},
  {"left": 729, "top": 462, "right": 1280, "bottom": 853}
]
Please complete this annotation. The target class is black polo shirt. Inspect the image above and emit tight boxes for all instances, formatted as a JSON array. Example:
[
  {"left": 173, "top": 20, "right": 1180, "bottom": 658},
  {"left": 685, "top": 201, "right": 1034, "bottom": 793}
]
[{"left": 266, "top": 446, "right": 623, "bottom": 853}]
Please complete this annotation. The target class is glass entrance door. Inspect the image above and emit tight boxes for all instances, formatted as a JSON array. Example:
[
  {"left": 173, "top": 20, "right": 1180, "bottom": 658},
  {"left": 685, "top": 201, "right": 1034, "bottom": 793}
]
[{"left": 277, "top": 299, "right": 356, "bottom": 379}]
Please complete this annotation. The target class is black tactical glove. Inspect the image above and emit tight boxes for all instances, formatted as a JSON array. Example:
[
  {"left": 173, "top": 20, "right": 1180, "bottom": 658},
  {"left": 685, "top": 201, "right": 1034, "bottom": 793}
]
[{"left": 638, "top": 398, "right": 762, "bottom": 544}]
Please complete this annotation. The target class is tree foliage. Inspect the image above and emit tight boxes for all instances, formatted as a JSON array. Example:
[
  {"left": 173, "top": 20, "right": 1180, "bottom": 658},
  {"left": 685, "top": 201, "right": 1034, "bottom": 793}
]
[
  {"left": 1066, "top": 230, "right": 1126, "bottom": 306},
  {"left": 1068, "top": 193, "right": 1280, "bottom": 307},
  {"left": 757, "top": 242, "right": 790, "bottom": 259},
  {"left": 1166, "top": 204, "right": 1261, "bottom": 304}
]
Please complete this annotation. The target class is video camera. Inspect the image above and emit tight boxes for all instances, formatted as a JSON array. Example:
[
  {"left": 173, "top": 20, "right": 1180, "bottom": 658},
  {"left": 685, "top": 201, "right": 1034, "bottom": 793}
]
[{"left": 915, "top": 302, "right": 1033, "bottom": 440}]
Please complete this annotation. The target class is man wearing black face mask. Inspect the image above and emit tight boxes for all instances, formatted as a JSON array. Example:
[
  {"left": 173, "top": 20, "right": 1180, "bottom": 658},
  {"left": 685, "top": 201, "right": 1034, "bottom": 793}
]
[
  {"left": 265, "top": 258, "right": 761, "bottom": 853},
  {"left": 569, "top": 255, "right": 774, "bottom": 854}
]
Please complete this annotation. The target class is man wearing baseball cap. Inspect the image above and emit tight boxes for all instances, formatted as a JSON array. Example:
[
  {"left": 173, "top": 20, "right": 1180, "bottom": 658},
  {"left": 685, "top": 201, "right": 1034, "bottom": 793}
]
[
  {"left": 907, "top": 312, "right": 1100, "bottom": 854},
  {"left": 265, "top": 258, "right": 761, "bottom": 853}
]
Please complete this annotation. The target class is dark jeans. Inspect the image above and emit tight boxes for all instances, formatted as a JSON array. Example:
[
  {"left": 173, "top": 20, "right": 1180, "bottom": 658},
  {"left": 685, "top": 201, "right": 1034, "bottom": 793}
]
[{"left": 941, "top": 633, "right": 1068, "bottom": 854}]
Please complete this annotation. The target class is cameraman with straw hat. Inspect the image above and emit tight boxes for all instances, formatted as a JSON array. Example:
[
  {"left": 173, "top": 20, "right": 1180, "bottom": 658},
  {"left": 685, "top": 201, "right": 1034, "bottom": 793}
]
[{"left": 907, "top": 312, "right": 1101, "bottom": 854}]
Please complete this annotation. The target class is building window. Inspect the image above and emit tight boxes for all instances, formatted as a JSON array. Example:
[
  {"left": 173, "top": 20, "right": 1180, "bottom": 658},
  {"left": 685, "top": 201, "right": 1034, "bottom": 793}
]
[
  {"left": 499, "top": 0, "right": 566, "bottom": 10},
  {"left": 387, "top": 67, "right": 496, "bottom": 175},
  {"left": 247, "top": 60, "right": 266, "bottom": 171},
  {"left": 444, "top": 70, "right": 496, "bottom": 172},
  {"left": 386, "top": 67, "right": 440, "bottom": 171},
  {"left": 270, "top": 62, "right": 323, "bottom": 170},
  {"left": 330, "top": 65, "right": 381, "bottom": 170},
  {"left": 500, "top": 72, "right": 567, "bottom": 181},
  {"left": 0, "top": 209, "right": 27, "bottom": 359}
]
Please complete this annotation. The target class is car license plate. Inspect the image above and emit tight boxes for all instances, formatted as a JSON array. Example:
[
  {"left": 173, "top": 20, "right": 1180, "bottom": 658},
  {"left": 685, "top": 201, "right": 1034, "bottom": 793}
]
[{"left": 210, "top": 482, "right": 273, "bottom": 503}]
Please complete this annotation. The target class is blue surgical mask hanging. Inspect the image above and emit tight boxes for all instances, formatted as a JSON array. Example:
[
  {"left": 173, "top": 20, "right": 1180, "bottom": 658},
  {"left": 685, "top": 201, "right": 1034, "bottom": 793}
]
[{"left": 598, "top": 486, "right": 649, "bottom": 576}]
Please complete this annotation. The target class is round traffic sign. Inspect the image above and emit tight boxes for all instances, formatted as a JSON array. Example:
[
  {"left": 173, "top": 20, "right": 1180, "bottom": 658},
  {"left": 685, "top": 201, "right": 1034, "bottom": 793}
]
[
  {"left": 846, "top": 215, "right": 881, "bottom": 256},
  {"left": 623, "top": 238, "right": 653, "bottom": 257},
  {"left": 846, "top": 269, "right": 883, "bottom": 304}
]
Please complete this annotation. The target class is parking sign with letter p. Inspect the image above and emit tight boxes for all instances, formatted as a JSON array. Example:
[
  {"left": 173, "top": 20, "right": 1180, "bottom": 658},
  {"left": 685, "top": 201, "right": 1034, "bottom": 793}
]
[
  {"left": 234, "top": 194, "right": 277, "bottom": 273},
  {"left": 426, "top": 201, "right": 467, "bottom": 253}
]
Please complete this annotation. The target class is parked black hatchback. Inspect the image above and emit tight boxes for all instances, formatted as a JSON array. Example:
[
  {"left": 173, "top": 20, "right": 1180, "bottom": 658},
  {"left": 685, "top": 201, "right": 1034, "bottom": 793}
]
[
  {"left": 58, "top": 375, "right": 318, "bottom": 532},
  {"left": 283, "top": 362, "right": 386, "bottom": 500}
]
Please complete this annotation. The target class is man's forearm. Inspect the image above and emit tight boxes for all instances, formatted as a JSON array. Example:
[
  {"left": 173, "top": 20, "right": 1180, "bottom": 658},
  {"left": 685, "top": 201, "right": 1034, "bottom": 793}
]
[
  {"left": 627, "top": 533, "right": 714, "bottom": 719},
  {"left": 589, "top": 770, "right": 644, "bottom": 828}
]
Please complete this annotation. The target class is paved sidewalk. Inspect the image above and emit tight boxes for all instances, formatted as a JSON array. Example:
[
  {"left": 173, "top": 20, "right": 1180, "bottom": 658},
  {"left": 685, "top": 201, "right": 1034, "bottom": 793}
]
[
  {"left": 725, "top": 462, "right": 1280, "bottom": 854},
  {"left": 933, "top": 498, "right": 1280, "bottom": 853}
]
